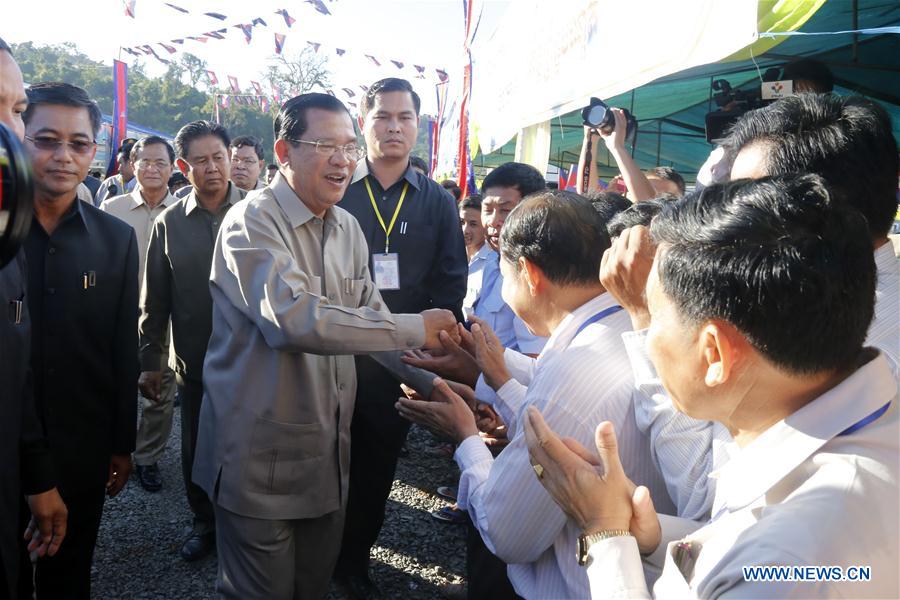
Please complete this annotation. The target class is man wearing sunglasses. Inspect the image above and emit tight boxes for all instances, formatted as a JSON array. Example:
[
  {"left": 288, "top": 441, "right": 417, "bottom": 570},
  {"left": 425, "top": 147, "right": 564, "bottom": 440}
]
[{"left": 21, "top": 82, "right": 139, "bottom": 599}]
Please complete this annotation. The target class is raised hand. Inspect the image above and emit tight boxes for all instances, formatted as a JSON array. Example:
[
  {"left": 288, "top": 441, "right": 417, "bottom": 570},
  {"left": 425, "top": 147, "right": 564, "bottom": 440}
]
[
  {"left": 395, "top": 378, "right": 479, "bottom": 443},
  {"left": 600, "top": 225, "right": 655, "bottom": 330},
  {"left": 401, "top": 329, "right": 480, "bottom": 387},
  {"left": 468, "top": 316, "right": 511, "bottom": 390}
]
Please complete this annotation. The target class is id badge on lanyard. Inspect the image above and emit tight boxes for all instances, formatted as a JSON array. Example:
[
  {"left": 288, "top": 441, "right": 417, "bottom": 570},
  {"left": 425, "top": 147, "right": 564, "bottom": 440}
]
[{"left": 365, "top": 177, "right": 408, "bottom": 291}]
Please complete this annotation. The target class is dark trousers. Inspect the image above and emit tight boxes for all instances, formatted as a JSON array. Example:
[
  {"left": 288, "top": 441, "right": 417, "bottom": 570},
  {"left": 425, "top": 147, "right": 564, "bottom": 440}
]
[
  {"left": 335, "top": 356, "right": 409, "bottom": 577},
  {"left": 466, "top": 518, "right": 522, "bottom": 600},
  {"left": 17, "top": 486, "right": 106, "bottom": 600},
  {"left": 176, "top": 375, "right": 214, "bottom": 533}
]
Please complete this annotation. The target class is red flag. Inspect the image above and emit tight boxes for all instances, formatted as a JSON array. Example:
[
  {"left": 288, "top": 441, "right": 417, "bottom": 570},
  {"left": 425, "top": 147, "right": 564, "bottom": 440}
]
[
  {"left": 390, "top": 60, "right": 404, "bottom": 70},
  {"left": 558, "top": 167, "right": 569, "bottom": 189},
  {"left": 206, "top": 70, "right": 218, "bottom": 85},
  {"left": 365, "top": 55, "right": 381, "bottom": 67},
  {"left": 139, "top": 45, "right": 154, "bottom": 55},
  {"left": 236, "top": 24, "right": 253, "bottom": 44},
  {"left": 251, "top": 81, "right": 263, "bottom": 95},
  {"left": 187, "top": 36, "right": 208, "bottom": 43},
  {"left": 170, "top": 38, "right": 185, "bottom": 44},
  {"left": 271, "top": 82, "right": 282, "bottom": 105},
  {"left": 124, "top": 0, "right": 136, "bottom": 17},
  {"left": 307, "top": 41, "right": 321, "bottom": 53},
  {"left": 123, "top": 48, "right": 140, "bottom": 56},
  {"left": 274, "top": 33, "right": 286, "bottom": 54},
  {"left": 260, "top": 97, "right": 270, "bottom": 113},
  {"left": 109, "top": 60, "right": 128, "bottom": 174},
  {"left": 276, "top": 8, "right": 296, "bottom": 27},
  {"left": 566, "top": 164, "right": 578, "bottom": 190},
  {"left": 205, "top": 31, "right": 225, "bottom": 40},
  {"left": 228, "top": 75, "right": 240, "bottom": 93},
  {"left": 436, "top": 69, "right": 448, "bottom": 82},
  {"left": 159, "top": 43, "right": 177, "bottom": 54}
]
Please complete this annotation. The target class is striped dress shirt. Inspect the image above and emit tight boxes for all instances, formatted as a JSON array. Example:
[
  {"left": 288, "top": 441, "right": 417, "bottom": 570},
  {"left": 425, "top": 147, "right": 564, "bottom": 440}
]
[
  {"left": 870, "top": 242, "right": 898, "bottom": 369},
  {"left": 455, "top": 293, "right": 675, "bottom": 599}
]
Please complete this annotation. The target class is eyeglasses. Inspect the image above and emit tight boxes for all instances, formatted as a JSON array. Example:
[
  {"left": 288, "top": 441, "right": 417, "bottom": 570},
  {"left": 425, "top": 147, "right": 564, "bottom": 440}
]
[
  {"left": 288, "top": 139, "right": 365, "bottom": 161},
  {"left": 135, "top": 159, "right": 172, "bottom": 171},
  {"left": 232, "top": 157, "right": 261, "bottom": 166},
  {"left": 25, "top": 135, "right": 96, "bottom": 155}
]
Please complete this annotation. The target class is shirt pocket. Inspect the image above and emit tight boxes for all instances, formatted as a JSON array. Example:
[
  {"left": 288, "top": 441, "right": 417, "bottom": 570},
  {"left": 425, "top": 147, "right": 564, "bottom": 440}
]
[
  {"left": 244, "top": 417, "right": 325, "bottom": 495},
  {"left": 339, "top": 277, "right": 367, "bottom": 308}
]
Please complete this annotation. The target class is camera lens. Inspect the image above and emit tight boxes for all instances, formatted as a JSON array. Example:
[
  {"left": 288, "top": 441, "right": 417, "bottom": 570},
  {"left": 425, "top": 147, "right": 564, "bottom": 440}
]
[
  {"left": 587, "top": 105, "right": 608, "bottom": 128},
  {"left": 0, "top": 123, "right": 34, "bottom": 269}
]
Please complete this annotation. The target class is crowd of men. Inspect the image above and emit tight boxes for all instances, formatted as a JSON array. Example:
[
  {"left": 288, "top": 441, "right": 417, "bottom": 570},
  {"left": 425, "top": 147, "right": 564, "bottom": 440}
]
[{"left": 1, "top": 35, "right": 898, "bottom": 600}]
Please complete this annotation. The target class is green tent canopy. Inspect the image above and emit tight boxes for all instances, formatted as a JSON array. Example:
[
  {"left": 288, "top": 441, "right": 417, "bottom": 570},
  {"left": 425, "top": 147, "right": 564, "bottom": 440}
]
[{"left": 474, "top": 0, "right": 900, "bottom": 184}]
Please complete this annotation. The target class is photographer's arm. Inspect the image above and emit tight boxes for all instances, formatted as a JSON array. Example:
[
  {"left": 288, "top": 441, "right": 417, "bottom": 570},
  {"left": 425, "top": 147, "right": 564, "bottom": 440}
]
[
  {"left": 577, "top": 127, "right": 603, "bottom": 196},
  {"left": 602, "top": 108, "right": 656, "bottom": 203}
]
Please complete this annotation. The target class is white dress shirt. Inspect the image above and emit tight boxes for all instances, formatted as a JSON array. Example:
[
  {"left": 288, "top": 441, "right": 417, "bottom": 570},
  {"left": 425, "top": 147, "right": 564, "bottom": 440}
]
[
  {"left": 869, "top": 242, "right": 898, "bottom": 369},
  {"left": 462, "top": 243, "right": 496, "bottom": 321},
  {"left": 455, "top": 293, "right": 675, "bottom": 599},
  {"left": 587, "top": 352, "right": 899, "bottom": 599}
]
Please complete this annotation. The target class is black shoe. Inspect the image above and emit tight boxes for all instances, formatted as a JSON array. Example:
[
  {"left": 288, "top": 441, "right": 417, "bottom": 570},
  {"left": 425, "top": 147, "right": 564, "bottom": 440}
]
[
  {"left": 335, "top": 573, "right": 383, "bottom": 600},
  {"left": 180, "top": 531, "right": 215, "bottom": 562},
  {"left": 135, "top": 463, "right": 162, "bottom": 492}
]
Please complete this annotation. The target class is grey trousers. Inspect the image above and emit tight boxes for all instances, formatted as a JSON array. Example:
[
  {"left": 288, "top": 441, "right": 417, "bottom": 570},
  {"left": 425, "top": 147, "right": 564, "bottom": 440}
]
[
  {"left": 133, "top": 365, "right": 176, "bottom": 465},
  {"left": 214, "top": 504, "right": 345, "bottom": 600}
]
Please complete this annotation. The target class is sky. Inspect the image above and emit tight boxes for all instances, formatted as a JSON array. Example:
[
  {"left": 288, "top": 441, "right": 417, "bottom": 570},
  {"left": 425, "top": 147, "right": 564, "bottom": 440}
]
[{"left": 6, "top": 0, "right": 511, "bottom": 114}]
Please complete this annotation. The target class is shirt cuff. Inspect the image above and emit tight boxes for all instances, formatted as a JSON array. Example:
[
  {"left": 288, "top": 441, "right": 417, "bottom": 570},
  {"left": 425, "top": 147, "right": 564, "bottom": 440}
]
[
  {"left": 621, "top": 329, "right": 656, "bottom": 383},
  {"left": 474, "top": 374, "right": 498, "bottom": 407},
  {"left": 586, "top": 535, "right": 650, "bottom": 599},
  {"left": 392, "top": 313, "right": 427, "bottom": 349},
  {"left": 503, "top": 347, "right": 536, "bottom": 385},
  {"left": 454, "top": 435, "right": 494, "bottom": 511}
]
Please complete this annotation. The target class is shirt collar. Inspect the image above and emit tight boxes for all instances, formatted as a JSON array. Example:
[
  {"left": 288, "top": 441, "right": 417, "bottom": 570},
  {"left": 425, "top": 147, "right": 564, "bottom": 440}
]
[
  {"left": 270, "top": 172, "right": 343, "bottom": 230},
  {"left": 40, "top": 194, "right": 91, "bottom": 235},
  {"left": 129, "top": 188, "right": 176, "bottom": 211},
  {"left": 184, "top": 182, "right": 241, "bottom": 215},
  {"left": 350, "top": 159, "right": 422, "bottom": 191},
  {"left": 471, "top": 244, "right": 496, "bottom": 263},
  {"left": 542, "top": 292, "right": 619, "bottom": 357},
  {"left": 874, "top": 242, "right": 897, "bottom": 277},
  {"left": 711, "top": 351, "right": 897, "bottom": 513}
]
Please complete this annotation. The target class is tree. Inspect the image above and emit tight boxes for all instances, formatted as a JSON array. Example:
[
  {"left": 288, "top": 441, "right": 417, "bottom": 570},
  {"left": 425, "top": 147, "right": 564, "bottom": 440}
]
[
  {"left": 265, "top": 46, "right": 330, "bottom": 96},
  {"left": 178, "top": 53, "right": 208, "bottom": 89}
]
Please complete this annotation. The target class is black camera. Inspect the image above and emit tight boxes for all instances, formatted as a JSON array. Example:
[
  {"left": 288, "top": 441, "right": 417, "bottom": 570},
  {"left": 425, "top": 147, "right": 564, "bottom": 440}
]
[
  {"left": 704, "top": 68, "right": 783, "bottom": 143},
  {"left": 0, "top": 123, "right": 34, "bottom": 269},
  {"left": 581, "top": 97, "right": 637, "bottom": 146}
]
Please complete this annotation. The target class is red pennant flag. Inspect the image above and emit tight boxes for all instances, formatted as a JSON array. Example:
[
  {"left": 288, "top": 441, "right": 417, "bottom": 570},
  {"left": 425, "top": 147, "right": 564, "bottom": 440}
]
[
  {"left": 306, "top": 0, "right": 331, "bottom": 16},
  {"left": 205, "top": 31, "right": 225, "bottom": 40},
  {"left": 274, "top": 33, "right": 286, "bottom": 55},
  {"left": 149, "top": 48, "right": 170, "bottom": 65},
  {"left": 260, "top": 97, "right": 270, "bottom": 113},
  {"left": 365, "top": 55, "right": 381, "bottom": 67},
  {"left": 391, "top": 60, "right": 404, "bottom": 70},
  {"left": 307, "top": 41, "right": 321, "bottom": 53},
  {"left": 236, "top": 24, "right": 253, "bottom": 44},
  {"left": 414, "top": 65, "right": 425, "bottom": 74},
  {"left": 171, "top": 39, "right": 185, "bottom": 44},
  {"left": 567, "top": 164, "right": 578, "bottom": 190},
  {"left": 436, "top": 69, "right": 448, "bottom": 82},
  {"left": 271, "top": 82, "right": 282, "bottom": 105},
  {"left": 342, "top": 88, "right": 355, "bottom": 98},
  {"left": 228, "top": 75, "right": 240, "bottom": 93},
  {"left": 276, "top": 8, "right": 296, "bottom": 27},
  {"left": 204, "top": 12, "right": 227, "bottom": 20},
  {"left": 139, "top": 45, "right": 154, "bottom": 55},
  {"left": 124, "top": 0, "right": 136, "bottom": 17},
  {"left": 123, "top": 48, "right": 140, "bottom": 56},
  {"left": 220, "top": 95, "right": 230, "bottom": 109},
  {"left": 558, "top": 167, "right": 569, "bottom": 189},
  {"left": 251, "top": 81, "right": 263, "bottom": 95},
  {"left": 159, "top": 43, "right": 177, "bottom": 54},
  {"left": 206, "top": 70, "right": 218, "bottom": 85},
  {"left": 335, "top": 48, "right": 346, "bottom": 56},
  {"left": 164, "top": 2, "right": 188, "bottom": 13},
  {"left": 187, "top": 36, "right": 208, "bottom": 43}
]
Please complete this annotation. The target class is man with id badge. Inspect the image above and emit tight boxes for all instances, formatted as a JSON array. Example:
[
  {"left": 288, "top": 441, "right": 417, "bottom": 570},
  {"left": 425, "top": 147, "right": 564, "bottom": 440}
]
[
  {"left": 335, "top": 78, "right": 467, "bottom": 597},
  {"left": 194, "top": 93, "right": 457, "bottom": 600}
]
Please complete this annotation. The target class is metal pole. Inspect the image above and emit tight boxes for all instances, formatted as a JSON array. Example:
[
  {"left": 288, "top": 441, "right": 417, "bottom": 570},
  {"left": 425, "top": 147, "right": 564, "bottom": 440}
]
[
  {"left": 852, "top": 0, "right": 859, "bottom": 62},
  {"left": 656, "top": 122, "right": 662, "bottom": 166}
]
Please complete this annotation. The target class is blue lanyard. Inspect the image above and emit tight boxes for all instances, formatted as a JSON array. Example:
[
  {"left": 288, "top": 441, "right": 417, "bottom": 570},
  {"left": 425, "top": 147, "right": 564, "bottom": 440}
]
[
  {"left": 838, "top": 401, "right": 891, "bottom": 436},
  {"left": 574, "top": 305, "right": 624, "bottom": 338}
]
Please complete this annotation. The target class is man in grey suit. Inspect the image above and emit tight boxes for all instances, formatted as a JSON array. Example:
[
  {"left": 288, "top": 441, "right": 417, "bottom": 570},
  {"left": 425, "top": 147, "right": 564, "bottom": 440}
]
[{"left": 193, "top": 93, "right": 457, "bottom": 599}]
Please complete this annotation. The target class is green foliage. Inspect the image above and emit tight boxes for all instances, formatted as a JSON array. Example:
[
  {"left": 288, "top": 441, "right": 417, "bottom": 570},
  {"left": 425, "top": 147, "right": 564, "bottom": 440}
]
[{"left": 12, "top": 42, "right": 280, "bottom": 161}]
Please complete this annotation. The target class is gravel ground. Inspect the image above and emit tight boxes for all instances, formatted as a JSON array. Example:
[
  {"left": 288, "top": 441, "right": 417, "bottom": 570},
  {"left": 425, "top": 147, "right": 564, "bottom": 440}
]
[{"left": 91, "top": 406, "right": 466, "bottom": 599}]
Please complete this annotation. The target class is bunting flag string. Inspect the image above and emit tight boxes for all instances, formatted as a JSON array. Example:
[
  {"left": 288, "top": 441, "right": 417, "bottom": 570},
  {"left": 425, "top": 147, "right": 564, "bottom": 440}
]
[
  {"left": 124, "top": 0, "right": 136, "bottom": 18},
  {"left": 122, "top": 3, "right": 448, "bottom": 85}
]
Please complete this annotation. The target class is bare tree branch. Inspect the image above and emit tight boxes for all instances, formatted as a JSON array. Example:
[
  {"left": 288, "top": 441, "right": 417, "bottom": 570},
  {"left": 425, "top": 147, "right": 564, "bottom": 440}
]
[{"left": 265, "top": 46, "right": 331, "bottom": 96}]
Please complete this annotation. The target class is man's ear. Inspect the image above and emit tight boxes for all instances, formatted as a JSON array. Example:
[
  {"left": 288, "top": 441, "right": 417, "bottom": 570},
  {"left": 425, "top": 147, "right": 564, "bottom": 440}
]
[
  {"left": 699, "top": 321, "right": 742, "bottom": 387},
  {"left": 357, "top": 114, "right": 365, "bottom": 130},
  {"left": 273, "top": 139, "right": 290, "bottom": 167},
  {"left": 175, "top": 158, "right": 190, "bottom": 177},
  {"left": 520, "top": 256, "right": 543, "bottom": 297}
]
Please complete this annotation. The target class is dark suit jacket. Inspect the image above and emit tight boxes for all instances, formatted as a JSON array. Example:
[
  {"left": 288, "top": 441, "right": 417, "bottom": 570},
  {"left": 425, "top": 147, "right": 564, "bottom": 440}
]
[
  {"left": 0, "top": 249, "right": 55, "bottom": 598},
  {"left": 24, "top": 199, "right": 139, "bottom": 497}
]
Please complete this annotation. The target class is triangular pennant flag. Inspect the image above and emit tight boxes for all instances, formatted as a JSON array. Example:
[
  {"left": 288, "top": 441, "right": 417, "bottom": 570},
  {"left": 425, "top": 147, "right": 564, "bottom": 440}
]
[
  {"left": 149, "top": 48, "right": 170, "bottom": 65},
  {"left": 171, "top": 39, "right": 185, "bottom": 44},
  {"left": 307, "top": 41, "right": 320, "bottom": 53},
  {"left": 436, "top": 69, "right": 448, "bottom": 82},
  {"left": 139, "top": 45, "right": 154, "bottom": 55},
  {"left": 217, "top": 28, "right": 227, "bottom": 34},
  {"left": 237, "top": 24, "right": 253, "bottom": 44},
  {"left": 204, "top": 31, "right": 225, "bottom": 39},
  {"left": 274, "top": 33, "right": 286, "bottom": 55},
  {"left": 206, "top": 70, "right": 219, "bottom": 85},
  {"left": 123, "top": 48, "right": 141, "bottom": 56},
  {"left": 159, "top": 43, "right": 177, "bottom": 54},
  {"left": 187, "top": 36, "right": 208, "bottom": 43},
  {"left": 567, "top": 164, "right": 578, "bottom": 190},
  {"left": 360, "top": 85, "right": 369, "bottom": 92},
  {"left": 228, "top": 75, "right": 240, "bottom": 93},
  {"left": 260, "top": 97, "right": 270, "bottom": 113},
  {"left": 251, "top": 81, "right": 263, "bottom": 95},
  {"left": 220, "top": 95, "right": 230, "bottom": 109},
  {"left": 335, "top": 48, "right": 346, "bottom": 56},
  {"left": 204, "top": 12, "right": 227, "bottom": 20},
  {"left": 276, "top": 8, "right": 296, "bottom": 28},
  {"left": 365, "top": 55, "right": 381, "bottom": 67},
  {"left": 342, "top": 88, "right": 355, "bottom": 98},
  {"left": 414, "top": 65, "right": 425, "bottom": 74},
  {"left": 252, "top": 17, "right": 267, "bottom": 27},
  {"left": 306, "top": 0, "right": 331, "bottom": 16},
  {"left": 124, "top": 0, "right": 136, "bottom": 17},
  {"left": 558, "top": 167, "right": 569, "bottom": 189},
  {"left": 164, "top": 2, "right": 188, "bottom": 13},
  {"left": 271, "top": 82, "right": 282, "bottom": 105},
  {"left": 390, "top": 60, "right": 404, "bottom": 70}
]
